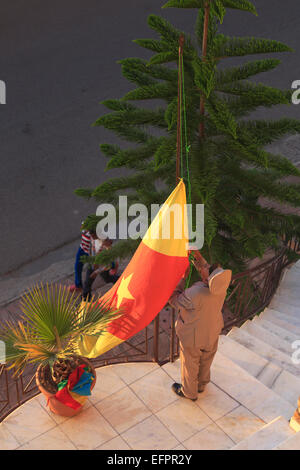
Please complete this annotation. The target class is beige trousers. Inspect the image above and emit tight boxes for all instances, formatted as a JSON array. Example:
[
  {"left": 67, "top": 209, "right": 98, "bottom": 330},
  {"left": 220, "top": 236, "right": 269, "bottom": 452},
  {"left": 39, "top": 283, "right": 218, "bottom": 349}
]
[{"left": 179, "top": 338, "right": 219, "bottom": 400}]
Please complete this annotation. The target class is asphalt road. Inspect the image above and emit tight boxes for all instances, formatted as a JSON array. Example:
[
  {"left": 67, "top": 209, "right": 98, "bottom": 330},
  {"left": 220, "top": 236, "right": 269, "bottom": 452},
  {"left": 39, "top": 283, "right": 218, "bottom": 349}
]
[{"left": 1, "top": 0, "right": 300, "bottom": 275}]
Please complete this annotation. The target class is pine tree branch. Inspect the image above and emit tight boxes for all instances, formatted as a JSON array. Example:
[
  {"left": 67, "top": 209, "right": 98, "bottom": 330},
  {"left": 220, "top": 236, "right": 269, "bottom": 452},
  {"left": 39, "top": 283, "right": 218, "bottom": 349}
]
[
  {"left": 212, "top": 35, "right": 293, "bottom": 58},
  {"left": 237, "top": 118, "right": 300, "bottom": 146},
  {"left": 215, "top": 59, "right": 281, "bottom": 85}
]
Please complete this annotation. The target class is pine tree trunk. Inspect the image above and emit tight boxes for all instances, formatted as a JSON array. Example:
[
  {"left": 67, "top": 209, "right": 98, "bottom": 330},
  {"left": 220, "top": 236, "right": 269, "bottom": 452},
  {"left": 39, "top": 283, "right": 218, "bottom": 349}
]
[{"left": 199, "top": 1, "right": 211, "bottom": 139}]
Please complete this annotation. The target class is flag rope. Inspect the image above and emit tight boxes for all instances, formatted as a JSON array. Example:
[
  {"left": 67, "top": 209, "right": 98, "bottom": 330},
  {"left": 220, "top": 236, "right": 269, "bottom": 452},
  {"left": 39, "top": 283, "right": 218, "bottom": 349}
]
[{"left": 177, "top": 37, "right": 194, "bottom": 288}]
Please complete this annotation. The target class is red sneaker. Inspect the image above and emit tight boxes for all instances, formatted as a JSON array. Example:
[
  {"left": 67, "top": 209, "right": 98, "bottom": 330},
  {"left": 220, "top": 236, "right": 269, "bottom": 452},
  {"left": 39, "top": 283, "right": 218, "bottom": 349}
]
[{"left": 68, "top": 284, "right": 82, "bottom": 292}]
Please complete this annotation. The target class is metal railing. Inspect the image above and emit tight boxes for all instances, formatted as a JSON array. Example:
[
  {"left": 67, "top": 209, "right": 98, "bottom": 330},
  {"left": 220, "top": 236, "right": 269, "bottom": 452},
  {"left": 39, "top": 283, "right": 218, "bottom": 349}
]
[{"left": 0, "top": 240, "right": 299, "bottom": 423}]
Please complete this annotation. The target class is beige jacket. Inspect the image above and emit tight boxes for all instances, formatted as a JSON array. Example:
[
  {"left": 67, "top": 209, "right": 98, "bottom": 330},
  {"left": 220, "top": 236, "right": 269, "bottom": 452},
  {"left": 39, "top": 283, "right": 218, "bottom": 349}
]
[{"left": 169, "top": 268, "right": 232, "bottom": 350}]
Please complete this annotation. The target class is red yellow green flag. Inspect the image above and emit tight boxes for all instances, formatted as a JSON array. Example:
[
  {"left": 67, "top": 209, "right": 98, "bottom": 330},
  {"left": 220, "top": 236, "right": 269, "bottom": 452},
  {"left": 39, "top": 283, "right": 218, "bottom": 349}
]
[
  {"left": 55, "top": 365, "right": 95, "bottom": 410},
  {"left": 77, "top": 179, "right": 189, "bottom": 358}
]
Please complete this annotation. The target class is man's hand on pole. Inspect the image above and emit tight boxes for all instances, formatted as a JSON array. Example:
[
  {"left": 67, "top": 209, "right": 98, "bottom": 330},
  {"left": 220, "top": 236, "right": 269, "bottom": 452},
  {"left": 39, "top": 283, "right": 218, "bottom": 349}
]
[{"left": 188, "top": 249, "right": 208, "bottom": 271}]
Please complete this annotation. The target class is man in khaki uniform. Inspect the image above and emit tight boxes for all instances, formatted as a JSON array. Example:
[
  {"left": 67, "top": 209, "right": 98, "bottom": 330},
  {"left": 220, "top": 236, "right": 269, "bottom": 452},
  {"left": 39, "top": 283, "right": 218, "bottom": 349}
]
[{"left": 168, "top": 255, "right": 232, "bottom": 401}]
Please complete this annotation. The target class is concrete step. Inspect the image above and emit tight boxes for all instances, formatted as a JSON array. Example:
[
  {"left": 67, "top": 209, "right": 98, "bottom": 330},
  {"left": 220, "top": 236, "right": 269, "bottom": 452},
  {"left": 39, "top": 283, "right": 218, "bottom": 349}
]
[
  {"left": 291, "top": 260, "right": 300, "bottom": 269},
  {"left": 260, "top": 308, "right": 300, "bottom": 335},
  {"left": 240, "top": 320, "right": 293, "bottom": 356},
  {"left": 288, "top": 269, "right": 300, "bottom": 279},
  {"left": 252, "top": 316, "right": 299, "bottom": 344},
  {"left": 276, "top": 287, "right": 300, "bottom": 303},
  {"left": 279, "top": 277, "right": 300, "bottom": 292},
  {"left": 228, "top": 327, "right": 300, "bottom": 378},
  {"left": 274, "top": 431, "right": 300, "bottom": 450},
  {"left": 273, "top": 290, "right": 300, "bottom": 305},
  {"left": 271, "top": 369, "right": 300, "bottom": 407},
  {"left": 280, "top": 267, "right": 300, "bottom": 282},
  {"left": 289, "top": 268, "right": 300, "bottom": 277},
  {"left": 270, "top": 295, "right": 300, "bottom": 319},
  {"left": 291, "top": 260, "right": 300, "bottom": 270},
  {"left": 277, "top": 267, "right": 300, "bottom": 286},
  {"left": 256, "top": 362, "right": 282, "bottom": 389},
  {"left": 232, "top": 416, "right": 295, "bottom": 450},
  {"left": 220, "top": 335, "right": 299, "bottom": 406},
  {"left": 220, "top": 335, "right": 281, "bottom": 387},
  {"left": 211, "top": 352, "right": 294, "bottom": 423},
  {"left": 219, "top": 335, "right": 268, "bottom": 378}
]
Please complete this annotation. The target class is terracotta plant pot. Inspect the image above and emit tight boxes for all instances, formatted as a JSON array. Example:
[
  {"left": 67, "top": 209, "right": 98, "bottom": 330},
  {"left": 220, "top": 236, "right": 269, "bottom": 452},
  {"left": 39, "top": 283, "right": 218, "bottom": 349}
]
[{"left": 36, "top": 357, "right": 96, "bottom": 417}]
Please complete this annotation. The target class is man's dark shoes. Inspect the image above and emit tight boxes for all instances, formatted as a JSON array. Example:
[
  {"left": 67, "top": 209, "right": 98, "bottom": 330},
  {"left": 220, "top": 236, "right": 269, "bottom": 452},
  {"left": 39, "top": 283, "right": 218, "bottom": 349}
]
[{"left": 171, "top": 383, "right": 197, "bottom": 401}]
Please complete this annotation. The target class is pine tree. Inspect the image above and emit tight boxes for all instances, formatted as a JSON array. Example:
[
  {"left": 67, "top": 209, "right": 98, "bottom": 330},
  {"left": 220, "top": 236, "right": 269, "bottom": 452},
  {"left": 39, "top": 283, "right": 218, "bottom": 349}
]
[{"left": 76, "top": 0, "right": 300, "bottom": 272}]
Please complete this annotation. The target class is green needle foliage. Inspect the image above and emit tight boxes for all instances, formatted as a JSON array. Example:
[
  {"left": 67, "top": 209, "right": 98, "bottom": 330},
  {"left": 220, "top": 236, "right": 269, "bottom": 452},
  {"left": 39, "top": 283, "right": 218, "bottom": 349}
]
[
  {"left": 0, "top": 283, "right": 121, "bottom": 375},
  {"left": 76, "top": 0, "right": 300, "bottom": 272}
]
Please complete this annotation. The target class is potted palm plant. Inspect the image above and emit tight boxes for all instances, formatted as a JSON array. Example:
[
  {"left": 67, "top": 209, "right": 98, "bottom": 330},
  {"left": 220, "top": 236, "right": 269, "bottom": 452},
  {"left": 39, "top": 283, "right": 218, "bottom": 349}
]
[{"left": 0, "top": 283, "right": 120, "bottom": 417}]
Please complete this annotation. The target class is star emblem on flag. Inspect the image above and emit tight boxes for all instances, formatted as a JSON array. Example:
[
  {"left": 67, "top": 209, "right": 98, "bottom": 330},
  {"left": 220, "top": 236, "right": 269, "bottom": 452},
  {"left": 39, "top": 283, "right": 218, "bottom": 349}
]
[{"left": 116, "top": 274, "right": 135, "bottom": 308}]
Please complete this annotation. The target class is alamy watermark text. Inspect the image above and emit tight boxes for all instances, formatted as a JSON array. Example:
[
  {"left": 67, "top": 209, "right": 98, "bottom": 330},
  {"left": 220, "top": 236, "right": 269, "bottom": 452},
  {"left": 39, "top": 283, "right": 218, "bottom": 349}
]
[
  {"left": 95, "top": 197, "right": 204, "bottom": 249},
  {"left": 0, "top": 80, "right": 6, "bottom": 104}
]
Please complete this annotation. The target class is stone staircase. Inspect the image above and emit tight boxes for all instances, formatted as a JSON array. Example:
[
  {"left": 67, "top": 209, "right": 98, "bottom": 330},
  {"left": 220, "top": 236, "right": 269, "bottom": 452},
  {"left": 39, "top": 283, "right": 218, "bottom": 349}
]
[{"left": 217, "top": 260, "right": 300, "bottom": 450}]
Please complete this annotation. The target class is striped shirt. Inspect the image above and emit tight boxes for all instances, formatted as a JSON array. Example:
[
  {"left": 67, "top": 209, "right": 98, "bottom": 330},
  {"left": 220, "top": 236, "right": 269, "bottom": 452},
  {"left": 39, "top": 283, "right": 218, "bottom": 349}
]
[{"left": 80, "top": 230, "right": 92, "bottom": 255}]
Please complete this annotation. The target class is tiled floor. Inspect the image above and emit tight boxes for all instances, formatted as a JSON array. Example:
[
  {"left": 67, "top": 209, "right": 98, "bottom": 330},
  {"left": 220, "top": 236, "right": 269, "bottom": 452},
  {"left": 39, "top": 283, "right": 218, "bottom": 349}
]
[{"left": 0, "top": 360, "right": 268, "bottom": 450}]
